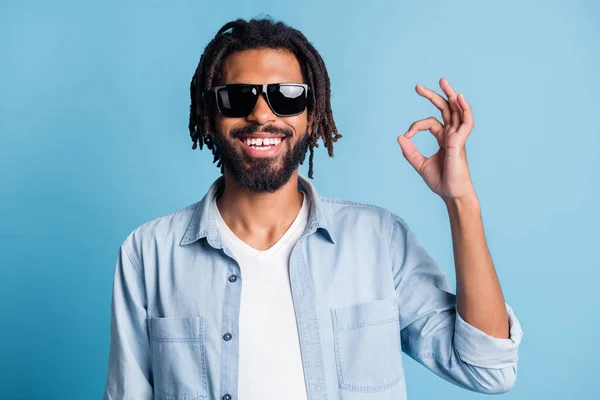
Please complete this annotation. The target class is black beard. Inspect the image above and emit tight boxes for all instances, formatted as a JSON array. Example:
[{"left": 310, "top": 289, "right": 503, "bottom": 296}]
[{"left": 212, "top": 125, "right": 310, "bottom": 193}]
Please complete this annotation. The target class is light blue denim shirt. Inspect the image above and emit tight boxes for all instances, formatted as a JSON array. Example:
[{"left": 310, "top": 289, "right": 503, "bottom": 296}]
[{"left": 103, "top": 175, "right": 523, "bottom": 400}]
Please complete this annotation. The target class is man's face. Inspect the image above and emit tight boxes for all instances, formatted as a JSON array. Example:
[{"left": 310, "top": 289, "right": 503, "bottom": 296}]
[{"left": 213, "top": 48, "right": 311, "bottom": 193}]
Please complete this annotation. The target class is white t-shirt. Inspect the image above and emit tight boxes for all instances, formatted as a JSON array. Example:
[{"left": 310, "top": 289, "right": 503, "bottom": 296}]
[{"left": 213, "top": 191, "right": 310, "bottom": 400}]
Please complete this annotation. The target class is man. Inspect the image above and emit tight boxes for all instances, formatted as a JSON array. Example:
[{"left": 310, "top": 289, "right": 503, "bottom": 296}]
[{"left": 104, "top": 16, "right": 523, "bottom": 400}]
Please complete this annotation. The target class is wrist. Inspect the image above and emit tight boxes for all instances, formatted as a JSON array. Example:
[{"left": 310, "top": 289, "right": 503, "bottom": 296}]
[{"left": 443, "top": 192, "right": 481, "bottom": 213}]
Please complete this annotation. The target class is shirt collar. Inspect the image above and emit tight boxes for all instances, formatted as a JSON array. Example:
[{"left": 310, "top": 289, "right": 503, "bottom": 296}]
[{"left": 179, "top": 174, "right": 336, "bottom": 247}]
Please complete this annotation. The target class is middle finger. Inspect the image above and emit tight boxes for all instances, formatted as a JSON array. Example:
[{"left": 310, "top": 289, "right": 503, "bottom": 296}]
[
  {"left": 415, "top": 84, "right": 451, "bottom": 127},
  {"left": 439, "top": 78, "right": 461, "bottom": 129}
]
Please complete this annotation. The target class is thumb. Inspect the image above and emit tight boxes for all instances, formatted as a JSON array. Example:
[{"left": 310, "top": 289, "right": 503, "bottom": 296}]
[{"left": 397, "top": 135, "right": 425, "bottom": 173}]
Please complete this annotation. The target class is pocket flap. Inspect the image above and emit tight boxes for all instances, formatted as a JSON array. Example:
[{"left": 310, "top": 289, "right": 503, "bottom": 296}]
[
  {"left": 332, "top": 297, "right": 397, "bottom": 331},
  {"left": 148, "top": 317, "right": 203, "bottom": 341}
]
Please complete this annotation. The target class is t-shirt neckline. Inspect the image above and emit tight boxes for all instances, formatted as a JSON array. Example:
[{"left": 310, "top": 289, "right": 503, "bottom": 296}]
[{"left": 213, "top": 191, "right": 309, "bottom": 260}]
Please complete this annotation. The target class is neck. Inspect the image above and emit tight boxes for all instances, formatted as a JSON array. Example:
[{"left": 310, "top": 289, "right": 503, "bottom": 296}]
[{"left": 215, "top": 170, "right": 304, "bottom": 247}]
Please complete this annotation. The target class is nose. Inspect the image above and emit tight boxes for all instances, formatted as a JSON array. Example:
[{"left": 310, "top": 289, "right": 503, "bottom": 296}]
[{"left": 246, "top": 92, "right": 276, "bottom": 125}]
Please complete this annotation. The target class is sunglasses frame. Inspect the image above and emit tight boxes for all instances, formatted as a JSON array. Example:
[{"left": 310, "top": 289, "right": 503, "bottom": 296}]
[{"left": 211, "top": 83, "right": 310, "bottom": 118}]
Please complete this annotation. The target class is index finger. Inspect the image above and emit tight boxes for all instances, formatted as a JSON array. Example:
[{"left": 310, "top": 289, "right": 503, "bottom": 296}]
[{"left": 415, "top": 84, "right": 451, "bottom": 126}]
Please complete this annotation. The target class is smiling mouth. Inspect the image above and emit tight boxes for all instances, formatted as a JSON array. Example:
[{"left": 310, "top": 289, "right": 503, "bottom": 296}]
[{"left": 238, "top": 136, "right": 287, "bottom": 151}]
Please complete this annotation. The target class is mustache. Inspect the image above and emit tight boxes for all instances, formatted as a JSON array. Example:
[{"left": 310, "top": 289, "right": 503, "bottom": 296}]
[{"left": 230, "top": 124, "right": 293, "bottom": 138}]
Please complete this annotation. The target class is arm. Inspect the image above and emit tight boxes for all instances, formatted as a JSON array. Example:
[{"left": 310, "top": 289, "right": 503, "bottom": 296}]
[
  {"left": 399, "top": 77, "right": 510, "bottom": 338},
  {"left": 395, "top": 77, "right": 523, "bottom": 393},
  {"left": 444, "top": 194, "right": 509, "bottom": 339},
  {"left": 103, "top": 239, "right": 153, "bottom": 400}
]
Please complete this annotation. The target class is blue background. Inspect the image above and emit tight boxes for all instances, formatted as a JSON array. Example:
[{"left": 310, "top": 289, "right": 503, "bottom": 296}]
[{"left": 1, "top": 0, "right": 598, "bottom": 398}]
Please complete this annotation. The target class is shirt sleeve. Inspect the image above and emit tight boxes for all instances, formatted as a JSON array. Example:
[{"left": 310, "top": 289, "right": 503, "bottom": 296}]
[
  {"left": 103, "top": 238, "right": 154, "bottom": 400},
  {"left": 390, "top": 215, "right": 523, "bottom": 394}
]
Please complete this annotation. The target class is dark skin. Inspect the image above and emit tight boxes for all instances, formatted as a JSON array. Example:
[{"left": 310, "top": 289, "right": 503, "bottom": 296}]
[{"left": 214, "top": 48, "right": 312, "bottom": 251}]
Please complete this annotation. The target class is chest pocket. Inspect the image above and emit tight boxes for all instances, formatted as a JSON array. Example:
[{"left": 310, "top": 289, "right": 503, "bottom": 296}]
[
  {"left": 331, "top": 297, "right": 404, "bottom": 392},
  {"left": 148, "top": 316, "right": 208, "bottom": 400}
]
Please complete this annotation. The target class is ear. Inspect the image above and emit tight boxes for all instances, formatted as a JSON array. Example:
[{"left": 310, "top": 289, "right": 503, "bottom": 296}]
[{"left": 307, "top": 112, "right": 314, "bottom": 136}]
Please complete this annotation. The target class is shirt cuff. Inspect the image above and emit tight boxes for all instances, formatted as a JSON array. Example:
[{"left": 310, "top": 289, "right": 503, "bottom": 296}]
[{"left": 453, "top": 303, "right": 523, "bottom": 369}]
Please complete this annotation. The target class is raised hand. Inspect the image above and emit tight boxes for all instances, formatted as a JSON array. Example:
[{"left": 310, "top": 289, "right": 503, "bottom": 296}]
[{"left": 397, "top": 78, "right": 477, "bottom": 202}]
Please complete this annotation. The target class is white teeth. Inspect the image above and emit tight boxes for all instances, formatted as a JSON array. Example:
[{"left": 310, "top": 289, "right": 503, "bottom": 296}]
[{"left": 242, "top": 137, "right": 284, "bottom": 148}]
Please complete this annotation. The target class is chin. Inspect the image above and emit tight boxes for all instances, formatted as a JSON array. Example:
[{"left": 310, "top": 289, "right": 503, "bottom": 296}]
[{"left": 214, "top": 131, "right": 309, "bottom": 193}]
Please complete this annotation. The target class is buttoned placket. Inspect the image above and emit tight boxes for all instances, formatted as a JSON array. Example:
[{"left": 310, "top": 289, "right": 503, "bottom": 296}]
[
  {"left": 213, "top": 226, "right": 329, "bottom": 400},
  {"left": 219, "top": 244, "right": 242, "bottom": 400}
]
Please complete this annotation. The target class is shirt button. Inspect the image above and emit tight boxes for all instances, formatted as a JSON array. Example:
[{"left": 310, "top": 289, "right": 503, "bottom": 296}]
[
  {"left": 223, "top": 394, "right": 232, "bottom": 400},
  {"left": 223, "top": 332, "right": 232, "bottom": 341},
  {"left": 228, "top": 274, "right": 237, "bottom": 282}
]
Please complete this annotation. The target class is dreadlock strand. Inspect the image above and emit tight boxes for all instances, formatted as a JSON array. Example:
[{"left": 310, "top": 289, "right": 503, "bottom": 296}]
[
  {"left": 308, "top": 144, "right": 315, "bottom": 179},
  {"left": 298, "top": 40, "right": 340, "bottom": 157}
]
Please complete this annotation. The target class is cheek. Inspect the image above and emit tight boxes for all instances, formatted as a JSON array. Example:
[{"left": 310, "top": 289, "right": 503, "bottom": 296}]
[
  {"left": 214, "top": 115, "right": 238, "bottom": 139},
  {"left": 214, "top": 114, "right": 225, "bottom": 133},
  {"left": 286, "top": 113, "right": 309, "bottom": 135}
]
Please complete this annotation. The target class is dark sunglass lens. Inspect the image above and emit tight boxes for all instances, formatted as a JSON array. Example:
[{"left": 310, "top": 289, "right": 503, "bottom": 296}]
[
  {"left": 217, "top": 85, "right": 258, "bottom": 117},
  {"left": 268, "top": 85, "right": 307, "bottom": 116}
]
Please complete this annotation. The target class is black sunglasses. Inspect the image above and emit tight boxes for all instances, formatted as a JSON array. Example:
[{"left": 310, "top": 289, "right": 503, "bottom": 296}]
[{"left": 210, "top": 83, "right": 310, "bottom": 118}]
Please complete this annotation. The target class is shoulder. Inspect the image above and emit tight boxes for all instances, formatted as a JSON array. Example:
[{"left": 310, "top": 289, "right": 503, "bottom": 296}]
[
  {"left": 121, "top": 201, "right": 201, "bottom": 254},
  {"left": 318, "top": 195, "right": 410, "bottom": 236}
]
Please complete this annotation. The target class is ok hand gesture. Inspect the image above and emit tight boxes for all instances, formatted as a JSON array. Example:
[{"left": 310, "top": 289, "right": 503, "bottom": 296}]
[{"left": 397, "top": 78, "right": 477, "bottom": 202}]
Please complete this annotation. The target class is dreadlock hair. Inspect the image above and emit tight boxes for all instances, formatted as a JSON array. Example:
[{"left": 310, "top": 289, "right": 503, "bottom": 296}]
[{"left": 188, "top": 16, "right": 342, "bottom": 179}]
